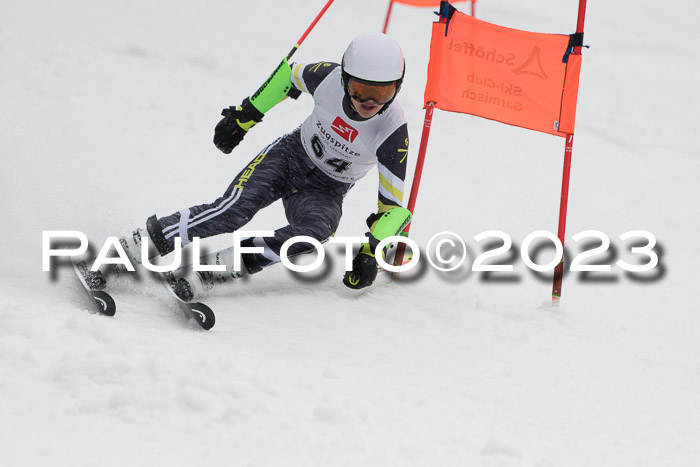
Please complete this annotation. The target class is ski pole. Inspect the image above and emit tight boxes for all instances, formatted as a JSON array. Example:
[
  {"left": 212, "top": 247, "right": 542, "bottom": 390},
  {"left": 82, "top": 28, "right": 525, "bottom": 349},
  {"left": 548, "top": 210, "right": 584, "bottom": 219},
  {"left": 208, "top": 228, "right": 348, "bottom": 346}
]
[
  {"left": 286, "top": 0, "right": 336, "bottom": 60},
  {"left": 245, "top": 0, "right": 335, "bottom": 132}
]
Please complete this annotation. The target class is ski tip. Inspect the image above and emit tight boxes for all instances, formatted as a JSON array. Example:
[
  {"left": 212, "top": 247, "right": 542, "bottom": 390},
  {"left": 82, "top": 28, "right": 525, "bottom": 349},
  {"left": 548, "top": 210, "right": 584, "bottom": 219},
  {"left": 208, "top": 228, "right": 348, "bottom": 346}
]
[
  {"left": 188, "top": 302, "right": 215, "bottom": 330},
  {"left": 90, "top": 290, "right": 116, "bottom": 316}
]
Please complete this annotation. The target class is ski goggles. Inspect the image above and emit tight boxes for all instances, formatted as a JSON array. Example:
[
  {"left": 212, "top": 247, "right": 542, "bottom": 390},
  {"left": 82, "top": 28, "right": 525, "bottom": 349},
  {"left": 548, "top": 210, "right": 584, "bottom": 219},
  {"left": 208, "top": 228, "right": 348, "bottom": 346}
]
[{"left": 347, "top": 77, "right": 397, "bottom": 105}]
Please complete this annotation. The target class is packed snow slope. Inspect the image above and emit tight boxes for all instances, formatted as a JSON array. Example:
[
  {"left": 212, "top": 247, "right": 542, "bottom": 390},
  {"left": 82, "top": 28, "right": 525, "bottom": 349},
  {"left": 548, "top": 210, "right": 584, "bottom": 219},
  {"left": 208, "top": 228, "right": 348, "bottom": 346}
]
[{"left": 1, "top": 0, "right": 699, "bottom": 466}]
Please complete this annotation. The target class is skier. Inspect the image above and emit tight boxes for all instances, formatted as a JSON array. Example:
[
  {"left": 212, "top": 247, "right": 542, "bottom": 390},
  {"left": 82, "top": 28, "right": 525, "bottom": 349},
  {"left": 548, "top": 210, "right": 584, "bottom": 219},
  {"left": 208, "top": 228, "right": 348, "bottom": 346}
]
[{"left": 119, "top": 32, "right": 411, "bottom": 300}]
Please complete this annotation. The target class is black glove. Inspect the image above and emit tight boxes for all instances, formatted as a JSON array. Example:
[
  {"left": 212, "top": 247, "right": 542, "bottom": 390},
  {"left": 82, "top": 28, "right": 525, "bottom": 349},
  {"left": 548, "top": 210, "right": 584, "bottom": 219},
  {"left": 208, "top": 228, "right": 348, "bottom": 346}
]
[
  {"left": 343, "top": 250, "right": 378, "bottom": 290},
  {"left": 213, "top": 98, "right": 264, "bottom": 154}
]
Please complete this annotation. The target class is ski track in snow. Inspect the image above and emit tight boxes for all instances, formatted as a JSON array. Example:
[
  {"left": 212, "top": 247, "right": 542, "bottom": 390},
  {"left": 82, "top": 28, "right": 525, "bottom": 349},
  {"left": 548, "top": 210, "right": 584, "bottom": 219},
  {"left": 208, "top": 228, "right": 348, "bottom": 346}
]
[{"left": 1, "top": 0, "right": 699, "bottom": 466}]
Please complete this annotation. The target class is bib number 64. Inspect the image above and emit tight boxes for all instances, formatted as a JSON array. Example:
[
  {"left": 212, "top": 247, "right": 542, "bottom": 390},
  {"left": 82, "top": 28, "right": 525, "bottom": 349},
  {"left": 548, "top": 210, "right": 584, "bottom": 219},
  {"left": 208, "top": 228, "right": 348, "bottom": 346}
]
[{"left": 311, "top": 134, "right": 352, "bottom": 174}]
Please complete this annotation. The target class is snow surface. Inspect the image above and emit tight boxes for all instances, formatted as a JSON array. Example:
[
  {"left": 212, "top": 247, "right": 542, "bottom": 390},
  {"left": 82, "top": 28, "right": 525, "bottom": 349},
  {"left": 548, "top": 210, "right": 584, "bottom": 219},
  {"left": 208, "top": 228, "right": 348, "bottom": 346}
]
[{"left": 2, "top": 0, "right": 699, "bottom": 465}]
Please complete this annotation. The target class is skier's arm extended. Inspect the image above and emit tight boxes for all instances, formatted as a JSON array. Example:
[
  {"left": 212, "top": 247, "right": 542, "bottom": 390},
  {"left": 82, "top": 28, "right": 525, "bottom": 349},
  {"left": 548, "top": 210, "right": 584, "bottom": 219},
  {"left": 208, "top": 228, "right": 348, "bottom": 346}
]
[
  {"left": 213, "top": 58, "right": 300, "bottom": 154},
  {"left": 213, "top": 60, "right": 338, "bottom": 154}
]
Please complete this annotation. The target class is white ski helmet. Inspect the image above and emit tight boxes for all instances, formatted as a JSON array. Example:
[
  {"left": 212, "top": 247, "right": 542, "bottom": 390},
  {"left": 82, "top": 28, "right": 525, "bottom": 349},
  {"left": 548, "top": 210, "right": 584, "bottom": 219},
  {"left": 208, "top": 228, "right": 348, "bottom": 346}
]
[{"left": 341, "top": 32, "right": 405, "bottom": 106}]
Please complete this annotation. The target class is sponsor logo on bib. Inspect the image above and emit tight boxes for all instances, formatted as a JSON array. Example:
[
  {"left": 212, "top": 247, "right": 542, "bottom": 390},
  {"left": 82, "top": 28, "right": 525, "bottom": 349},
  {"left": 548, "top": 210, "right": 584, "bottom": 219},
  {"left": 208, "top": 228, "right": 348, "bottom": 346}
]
[{"left": 331, "top": 117, "right": 358, "bottom": 143}]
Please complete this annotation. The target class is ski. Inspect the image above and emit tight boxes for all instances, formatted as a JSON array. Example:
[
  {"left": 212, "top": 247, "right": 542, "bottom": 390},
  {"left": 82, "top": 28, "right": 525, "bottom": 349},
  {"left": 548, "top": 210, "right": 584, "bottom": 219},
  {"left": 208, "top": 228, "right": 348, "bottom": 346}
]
[
  {"left": 71, "top": 260, "right": 117, "bottom": 316},
  {"left": 176, "top": 298, "right": 216, "bottom": 331},
  {"left": 160, "top": 273, "right": 216, "bottom": 331},
  {"left": 71, "top": 257, "right": 214, "bottom": 329}
]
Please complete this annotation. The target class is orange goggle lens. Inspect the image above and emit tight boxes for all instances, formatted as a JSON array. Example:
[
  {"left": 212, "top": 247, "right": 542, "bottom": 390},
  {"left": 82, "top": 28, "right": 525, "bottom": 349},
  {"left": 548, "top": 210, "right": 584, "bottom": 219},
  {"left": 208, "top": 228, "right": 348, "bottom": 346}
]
[{"left": 347, "top": 78, "right": 396, "bottom": 105}]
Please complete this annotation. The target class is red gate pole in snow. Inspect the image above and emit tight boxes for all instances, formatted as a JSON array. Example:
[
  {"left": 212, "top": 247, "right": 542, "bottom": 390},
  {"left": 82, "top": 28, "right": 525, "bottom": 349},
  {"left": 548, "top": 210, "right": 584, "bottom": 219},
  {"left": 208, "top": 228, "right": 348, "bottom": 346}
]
[
  {"left": 551, "top": 0, "right": 587, "bottom": 306},
  {"left": 391, "top": 2, "right": 446, "bottom": 269}
]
